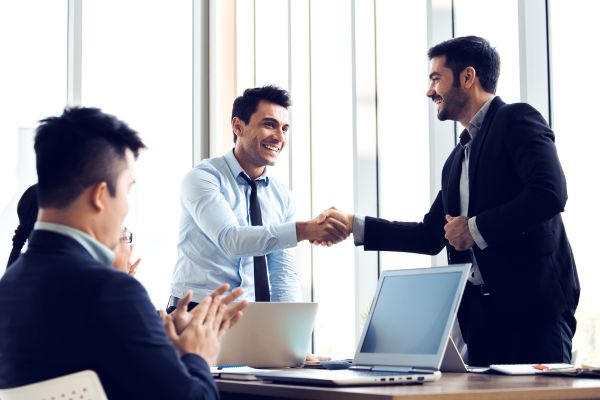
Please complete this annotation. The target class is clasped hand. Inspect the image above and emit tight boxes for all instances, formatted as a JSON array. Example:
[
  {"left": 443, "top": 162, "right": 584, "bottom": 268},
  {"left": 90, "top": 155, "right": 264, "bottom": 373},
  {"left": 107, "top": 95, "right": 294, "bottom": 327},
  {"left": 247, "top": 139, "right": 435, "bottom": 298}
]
[
  {"left": 310, "top": 207, "right": 354, "bottom": 246},
  {"left": 444, "top": 214, "right": 475, "bottom": 251}
]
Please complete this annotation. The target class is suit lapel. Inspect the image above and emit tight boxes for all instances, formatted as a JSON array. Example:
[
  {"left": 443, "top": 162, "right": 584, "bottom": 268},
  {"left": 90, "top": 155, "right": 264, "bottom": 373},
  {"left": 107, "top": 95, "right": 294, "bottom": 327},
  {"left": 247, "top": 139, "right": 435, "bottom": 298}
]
[
  {"left": 467, "top": 97, "right": 505, "bottom": 211},
  {"left": 446, "top": 143, "right": 464, "bottom": 216}
]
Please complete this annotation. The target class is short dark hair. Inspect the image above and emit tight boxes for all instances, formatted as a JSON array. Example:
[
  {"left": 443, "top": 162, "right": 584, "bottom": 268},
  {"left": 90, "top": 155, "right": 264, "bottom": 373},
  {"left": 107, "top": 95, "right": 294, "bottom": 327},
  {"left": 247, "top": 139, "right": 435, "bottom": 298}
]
[
  {"left": 428, "top": 36, "right": 500, "bottom": 94},
  {"left": 34, "top": 107, "right": 146, "bottom": 208},
  {"left": 231, "top": 85, "right": 291, "bottom": 142}
]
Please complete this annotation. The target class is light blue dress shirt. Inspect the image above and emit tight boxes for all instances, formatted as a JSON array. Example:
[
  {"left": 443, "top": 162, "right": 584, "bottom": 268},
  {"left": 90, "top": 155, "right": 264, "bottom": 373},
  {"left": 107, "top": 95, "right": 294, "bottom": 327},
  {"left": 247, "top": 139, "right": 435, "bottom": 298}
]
[{"left": 170, "top": 149, "right": 301, "bottom": 303}]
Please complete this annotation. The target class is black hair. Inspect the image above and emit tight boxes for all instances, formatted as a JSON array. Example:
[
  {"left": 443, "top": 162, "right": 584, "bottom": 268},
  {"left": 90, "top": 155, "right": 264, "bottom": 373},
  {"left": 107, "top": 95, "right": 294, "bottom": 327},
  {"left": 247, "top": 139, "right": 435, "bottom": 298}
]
[
  {"left": 34, "top": 107, "right": 146, "bottom": 208},
  {"left": 231, "top": 85, "right": 291, "bottom": 142},
  {"left": 428, "top": 36, "right": 500, "bottom": 94},
  {"left": 6, "top": 184, "right": 38, "bottom": 268}
]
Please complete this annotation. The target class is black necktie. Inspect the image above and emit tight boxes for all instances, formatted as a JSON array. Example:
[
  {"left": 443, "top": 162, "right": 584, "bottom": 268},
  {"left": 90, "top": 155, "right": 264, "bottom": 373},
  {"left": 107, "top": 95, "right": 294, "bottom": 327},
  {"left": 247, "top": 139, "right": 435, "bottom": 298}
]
[
  {"left": 459, "top": 129, "right": 472, "bottom": 147},
  {"left": 240, "top": 174, "right": 270, "bottom": 302}
]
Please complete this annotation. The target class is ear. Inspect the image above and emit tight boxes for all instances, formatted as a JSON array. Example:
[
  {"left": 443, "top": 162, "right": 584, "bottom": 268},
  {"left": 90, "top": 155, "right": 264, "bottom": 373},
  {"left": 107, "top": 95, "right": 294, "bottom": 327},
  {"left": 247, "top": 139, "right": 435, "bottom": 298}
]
[
  {"left": 462, "top": 66, "right": 476, "bottom": 89},
  {"left": 89, "top": 182, "right": 109, "bottom": 212},
  {"left": 231, "top": 117, "right": 244, "bottom": 140}
]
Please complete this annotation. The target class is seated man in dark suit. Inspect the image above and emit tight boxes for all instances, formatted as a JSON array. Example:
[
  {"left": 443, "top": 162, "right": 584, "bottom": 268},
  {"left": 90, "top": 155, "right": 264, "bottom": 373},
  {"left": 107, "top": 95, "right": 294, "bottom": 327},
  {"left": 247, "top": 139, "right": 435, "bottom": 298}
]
[{"left": 0, "top": 107, "right": 247, "bottom": 399}]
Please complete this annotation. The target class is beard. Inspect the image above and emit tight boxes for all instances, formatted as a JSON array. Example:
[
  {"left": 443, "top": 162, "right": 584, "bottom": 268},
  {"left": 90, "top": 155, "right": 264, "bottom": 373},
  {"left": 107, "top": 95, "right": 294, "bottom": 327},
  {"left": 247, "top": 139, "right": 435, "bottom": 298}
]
[{"left": 436, "top": 86, "right": 468, "bottom": 122}]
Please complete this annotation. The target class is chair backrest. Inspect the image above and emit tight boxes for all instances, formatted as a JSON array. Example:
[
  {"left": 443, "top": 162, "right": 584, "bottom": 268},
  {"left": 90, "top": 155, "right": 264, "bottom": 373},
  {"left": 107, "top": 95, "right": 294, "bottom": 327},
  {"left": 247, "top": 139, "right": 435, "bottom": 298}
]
[{"left": 0, "top": 370, "right": 107, "bottom": 400}]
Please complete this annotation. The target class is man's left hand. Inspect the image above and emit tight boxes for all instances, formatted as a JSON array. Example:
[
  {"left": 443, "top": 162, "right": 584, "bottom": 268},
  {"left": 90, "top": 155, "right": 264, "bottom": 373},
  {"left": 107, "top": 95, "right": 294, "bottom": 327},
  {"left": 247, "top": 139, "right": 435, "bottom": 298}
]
[
  {"left": 113, "top": 242, "right": 141, "bottom": 276},
  {"left": 444, "top": 215, "right": 475, "bottom": 251}
]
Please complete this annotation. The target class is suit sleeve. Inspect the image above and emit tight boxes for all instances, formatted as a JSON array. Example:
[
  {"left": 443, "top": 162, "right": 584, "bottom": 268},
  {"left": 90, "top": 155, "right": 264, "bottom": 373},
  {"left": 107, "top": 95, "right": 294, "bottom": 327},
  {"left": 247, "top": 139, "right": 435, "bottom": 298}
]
[
  {"left": 475, "top": 104, "right": 567, "bottom": 245},
  {"left": 363, "top": 190, "right": 446, "bottom": 255},
  {"left": 92, "top": 273, "right": 219, "bottom": 400}
]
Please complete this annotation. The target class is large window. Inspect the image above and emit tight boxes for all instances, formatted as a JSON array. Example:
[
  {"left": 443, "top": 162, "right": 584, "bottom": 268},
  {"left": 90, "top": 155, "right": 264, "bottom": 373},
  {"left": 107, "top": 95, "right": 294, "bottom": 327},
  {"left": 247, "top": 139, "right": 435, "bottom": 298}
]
[
  {"left": 309, "top": 0, "right": 356, "bottom": 359},
  {"left": 0, "top": 2, "right": 67, "bottom": 272},
  {"left": 376, "top": 0, "right": 431, "bottom": 272},
  {"left": 81, "top": 1, "right": 193, "bottom": 307},
  {"left": 454, "top": 0, "right": 521, "bottom": 104},
  {"left": 254, "top": 0, "right": 291, "bottom": 186},
  {"left": 550, "top": 0, "right": 600, "bottom": 362}
]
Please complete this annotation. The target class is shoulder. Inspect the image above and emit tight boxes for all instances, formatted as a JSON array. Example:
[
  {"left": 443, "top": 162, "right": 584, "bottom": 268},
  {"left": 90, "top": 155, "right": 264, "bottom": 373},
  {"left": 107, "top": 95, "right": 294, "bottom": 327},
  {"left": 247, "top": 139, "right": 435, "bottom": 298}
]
[
  {"left": 186, "top": 156, "right": 226, "bottom": 179},
  {"left": 93, "top": 267, "right": 152, "bottom": 309},
  {"left": 494, "top": 101, "right": 546, "bottom": 124},
  {"left": 182, "top": 156, "right": 229, "bottom": 191},
  {"left": 34, "top": 251, "right": 140, "bottom": 305},
  {"left": 488, "top": 101, "right": 555, "bottom": 151},
  {"left": 79, "top": 260, "right": 140, "bottom": 290}
]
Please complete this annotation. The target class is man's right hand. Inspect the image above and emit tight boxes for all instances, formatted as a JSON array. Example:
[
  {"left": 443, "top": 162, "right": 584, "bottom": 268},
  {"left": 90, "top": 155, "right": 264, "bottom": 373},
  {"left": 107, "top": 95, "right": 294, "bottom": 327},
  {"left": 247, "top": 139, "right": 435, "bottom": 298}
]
[
  {"left": 296, "top": 209, "right": 350, "bottom": 245},
  {"left": 311, "top": 207, "right": 354, "bottom": 246},
  {"left": 170, "top": 284, "right": 246, "bottom": 334},
  {"left": 160, "top": 286, "right": 247, "bottom": 365}
]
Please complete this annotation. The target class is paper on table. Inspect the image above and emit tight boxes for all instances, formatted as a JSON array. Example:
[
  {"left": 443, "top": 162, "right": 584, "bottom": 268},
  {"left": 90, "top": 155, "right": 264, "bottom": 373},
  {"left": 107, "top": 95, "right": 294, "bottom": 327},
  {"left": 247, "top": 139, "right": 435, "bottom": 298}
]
[
  {"left": 489, "top": 363, "right": 574, "bottom": 375},
  {"left": 540, "top": 363, "right": 600, "bottom": 378}
]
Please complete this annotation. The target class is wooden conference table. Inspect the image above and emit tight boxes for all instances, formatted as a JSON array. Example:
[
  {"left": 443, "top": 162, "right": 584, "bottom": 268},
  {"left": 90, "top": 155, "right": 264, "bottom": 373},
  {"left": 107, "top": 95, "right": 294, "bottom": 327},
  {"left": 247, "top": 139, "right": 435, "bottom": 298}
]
[{"left": 217, "top": 372, "right": 600, "bottom": 400}]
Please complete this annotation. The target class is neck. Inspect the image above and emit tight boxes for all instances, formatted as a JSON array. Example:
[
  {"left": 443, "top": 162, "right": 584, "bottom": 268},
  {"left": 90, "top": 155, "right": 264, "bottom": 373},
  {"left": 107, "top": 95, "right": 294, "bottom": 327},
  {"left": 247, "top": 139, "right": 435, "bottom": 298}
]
[
  {"left": 458, "top": 92, "right": 494, "bottom": 128},
  {"left": 233, "top": 147, "right": 265, "bottom": 180},
  {"left": 38, "top": 208, "right": 94, "bottom": 238}
]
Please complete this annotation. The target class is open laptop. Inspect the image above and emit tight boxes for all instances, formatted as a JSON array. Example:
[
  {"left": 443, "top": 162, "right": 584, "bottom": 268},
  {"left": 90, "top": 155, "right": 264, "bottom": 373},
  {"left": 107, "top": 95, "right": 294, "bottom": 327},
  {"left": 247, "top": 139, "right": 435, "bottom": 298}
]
[
  {"left": 251, "top": 264, "right": 471, "bottom": 386},
  {"left": 217, "top": 302, "right": 317, "bottom": 368}
]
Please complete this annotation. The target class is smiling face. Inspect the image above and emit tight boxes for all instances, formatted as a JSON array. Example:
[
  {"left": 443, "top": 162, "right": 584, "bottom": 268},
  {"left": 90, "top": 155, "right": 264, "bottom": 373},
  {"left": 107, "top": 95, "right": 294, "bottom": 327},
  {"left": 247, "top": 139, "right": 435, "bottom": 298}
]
[
  {"left": 426, "top": 55, "right": 469, "bottom": 122},
  {"left": 233, "top": 100, "right": 289, "bottom": 179}
]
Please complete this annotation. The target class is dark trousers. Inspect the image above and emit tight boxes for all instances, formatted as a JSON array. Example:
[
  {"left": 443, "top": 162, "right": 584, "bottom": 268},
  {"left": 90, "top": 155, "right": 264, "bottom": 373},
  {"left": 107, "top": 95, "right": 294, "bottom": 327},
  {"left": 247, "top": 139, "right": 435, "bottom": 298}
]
[
  {"left": 459, "top": 283, "right": 576, "bottom": 366},
  {"left": 166, "top": 296, "right": 199, "bottom": 314}
]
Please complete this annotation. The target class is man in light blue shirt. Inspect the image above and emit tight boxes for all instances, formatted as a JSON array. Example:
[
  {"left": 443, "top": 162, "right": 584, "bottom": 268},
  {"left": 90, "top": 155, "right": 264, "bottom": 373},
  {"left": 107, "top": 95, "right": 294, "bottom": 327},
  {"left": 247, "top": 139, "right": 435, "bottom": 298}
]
[{"left": 169, "top": 86, "right": 348, "bottom": 307}]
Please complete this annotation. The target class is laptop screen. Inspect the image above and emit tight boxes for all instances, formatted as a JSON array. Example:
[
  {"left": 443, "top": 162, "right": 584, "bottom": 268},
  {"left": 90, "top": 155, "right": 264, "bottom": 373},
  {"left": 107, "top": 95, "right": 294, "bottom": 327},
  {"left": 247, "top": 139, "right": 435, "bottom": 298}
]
[{"left": 353, "top": 264, "right": 470, "bottom": 370}]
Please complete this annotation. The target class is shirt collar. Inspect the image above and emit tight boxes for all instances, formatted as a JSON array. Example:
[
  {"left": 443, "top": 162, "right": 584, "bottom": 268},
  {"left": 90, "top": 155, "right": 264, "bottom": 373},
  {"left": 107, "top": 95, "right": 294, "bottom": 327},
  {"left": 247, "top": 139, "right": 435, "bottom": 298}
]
[
  {"left": 224, "top": 148, "right": 270, "bottom": 186},
  {"left": 34, "top": 221, "right": 115, "bottom": 266},
  {"left": 467, "top": 96, "right": 496, "bottom": 139}
]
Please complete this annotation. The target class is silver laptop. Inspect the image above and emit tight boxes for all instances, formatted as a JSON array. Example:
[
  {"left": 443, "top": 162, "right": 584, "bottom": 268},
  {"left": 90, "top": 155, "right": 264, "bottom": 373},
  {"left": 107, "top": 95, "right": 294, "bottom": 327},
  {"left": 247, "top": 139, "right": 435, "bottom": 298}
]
[
  {"left": 440, "top": 336, "right": 490, "bottom": 373},
  {"left": 252, "top": 264, "right": 471, "bottom": 386},
  {"left": 217, "top": 302, "right": 317, "bottom": 368}
]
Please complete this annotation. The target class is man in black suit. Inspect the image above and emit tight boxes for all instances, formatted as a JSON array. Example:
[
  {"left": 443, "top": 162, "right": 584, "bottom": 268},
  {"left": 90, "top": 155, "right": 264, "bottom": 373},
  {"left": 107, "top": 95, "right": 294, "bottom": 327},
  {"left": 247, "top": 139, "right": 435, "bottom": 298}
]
[
  {"left": 0, "top": 107, "right": 247, "bottom": 399},
  {"left": 320, "top": 36, "right": 579, "bottom": 366}
]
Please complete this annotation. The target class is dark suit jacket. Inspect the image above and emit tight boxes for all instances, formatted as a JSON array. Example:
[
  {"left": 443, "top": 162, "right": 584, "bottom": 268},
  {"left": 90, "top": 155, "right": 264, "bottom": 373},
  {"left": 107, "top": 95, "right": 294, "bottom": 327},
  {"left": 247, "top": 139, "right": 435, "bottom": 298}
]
[
  {"left": 364, "top": 97, "right": 579, "bottom": 320},
  {"left": 0, "top": 230, "right": 218, "bottom": 400}
]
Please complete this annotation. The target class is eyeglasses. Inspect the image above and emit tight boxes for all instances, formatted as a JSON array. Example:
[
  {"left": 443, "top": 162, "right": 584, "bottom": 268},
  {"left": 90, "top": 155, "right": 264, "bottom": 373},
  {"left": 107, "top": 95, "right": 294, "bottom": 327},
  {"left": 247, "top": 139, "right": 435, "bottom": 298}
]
[{"left": 120, "top": 227, "right": 133, "bottom": 244}]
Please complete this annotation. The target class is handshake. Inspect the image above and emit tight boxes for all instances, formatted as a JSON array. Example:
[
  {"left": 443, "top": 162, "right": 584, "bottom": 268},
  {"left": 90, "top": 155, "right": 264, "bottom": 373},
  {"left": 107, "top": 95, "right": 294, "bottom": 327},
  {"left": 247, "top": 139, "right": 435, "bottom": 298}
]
[{"left": 296, "top": 207, "right": 354, "bottom": 246}]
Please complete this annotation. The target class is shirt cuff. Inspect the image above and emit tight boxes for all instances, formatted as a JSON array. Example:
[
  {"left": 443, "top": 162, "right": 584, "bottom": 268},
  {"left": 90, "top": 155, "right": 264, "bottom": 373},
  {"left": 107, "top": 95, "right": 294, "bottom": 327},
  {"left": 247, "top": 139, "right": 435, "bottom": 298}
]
[
  {"left": 353, "top": 215, "right": 365, "bottom": 246},
  {"left": 274, "top": 221, "right": 299, "bottom": 248},
  {"left": 468, "top": 217, "right": 488, "bottom": 250}
]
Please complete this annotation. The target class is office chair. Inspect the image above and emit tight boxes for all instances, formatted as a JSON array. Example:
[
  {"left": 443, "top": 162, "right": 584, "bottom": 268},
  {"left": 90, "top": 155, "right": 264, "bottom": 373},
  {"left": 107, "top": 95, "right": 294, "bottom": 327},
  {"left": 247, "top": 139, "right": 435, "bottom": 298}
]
[{"left": 0, "top": 370, "right": 107, "bottom": 400}]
